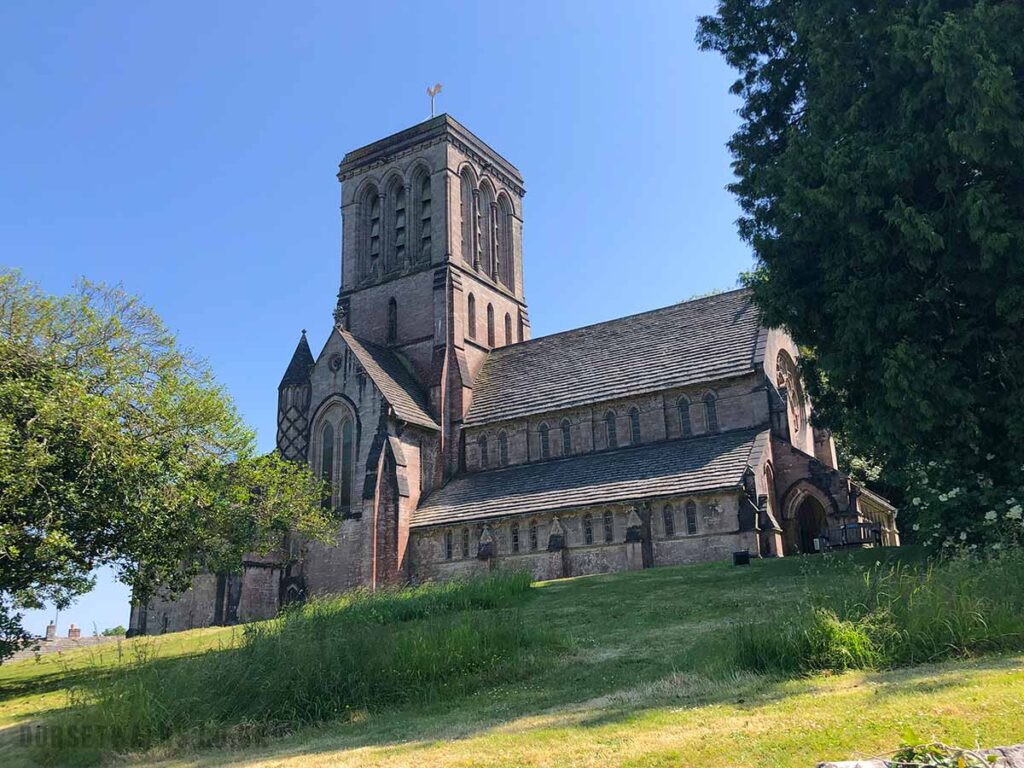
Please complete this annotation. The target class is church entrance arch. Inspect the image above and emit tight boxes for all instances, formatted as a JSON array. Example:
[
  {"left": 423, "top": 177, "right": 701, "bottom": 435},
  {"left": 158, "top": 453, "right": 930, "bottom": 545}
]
[{"left": 795, "top": 495, "right": 827, "bottom": 554}]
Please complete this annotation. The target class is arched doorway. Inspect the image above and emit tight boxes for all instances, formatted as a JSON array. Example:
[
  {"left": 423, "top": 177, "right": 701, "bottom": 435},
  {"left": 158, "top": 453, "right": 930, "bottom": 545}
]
[{"left": 796, "top": 496, "right": 827, "bottom": 554}]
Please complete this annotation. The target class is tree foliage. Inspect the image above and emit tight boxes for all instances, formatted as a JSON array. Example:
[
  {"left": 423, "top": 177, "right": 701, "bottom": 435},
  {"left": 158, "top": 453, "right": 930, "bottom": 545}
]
[
  {"left": 698, "top": 0, "right": 1024, "bottom": 543},
  {"left": 0, "top": 271, "right": 331, "bottom": 660}
]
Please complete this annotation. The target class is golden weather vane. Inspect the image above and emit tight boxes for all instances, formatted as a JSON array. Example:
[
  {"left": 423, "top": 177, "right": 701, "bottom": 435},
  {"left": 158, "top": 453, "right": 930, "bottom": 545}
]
[{"left": 427, "top": 83, "right": 443, "bottom": 117}]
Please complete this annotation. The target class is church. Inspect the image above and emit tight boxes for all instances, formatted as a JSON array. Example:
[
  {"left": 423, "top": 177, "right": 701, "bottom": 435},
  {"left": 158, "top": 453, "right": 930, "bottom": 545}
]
[{"left": 130, "top": 116, "right": 898, "bottom": 634}]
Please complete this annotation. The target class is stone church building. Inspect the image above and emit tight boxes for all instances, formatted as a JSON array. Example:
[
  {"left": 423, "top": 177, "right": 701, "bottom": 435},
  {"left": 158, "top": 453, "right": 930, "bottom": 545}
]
[{"left": 130, "top": 116, "right": 898, "bottom": 635}]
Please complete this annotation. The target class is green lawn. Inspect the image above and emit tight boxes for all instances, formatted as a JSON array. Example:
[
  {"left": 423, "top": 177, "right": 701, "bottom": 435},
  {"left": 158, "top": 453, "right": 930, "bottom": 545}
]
[{"left": 2, "top": 550, "right": 1022, "bottom": 767}]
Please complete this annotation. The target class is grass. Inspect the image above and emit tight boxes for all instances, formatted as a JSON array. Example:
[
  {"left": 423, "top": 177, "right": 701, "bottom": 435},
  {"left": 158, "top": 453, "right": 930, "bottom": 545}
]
[{"left": 1, "top": 549, "right": 1022, "bottom": 768}]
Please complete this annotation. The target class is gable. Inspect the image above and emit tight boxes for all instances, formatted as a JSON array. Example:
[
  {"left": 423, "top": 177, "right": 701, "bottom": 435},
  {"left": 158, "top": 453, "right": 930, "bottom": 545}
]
[{"left": 464, "top": 289, "right": 762, "bottom": 427}]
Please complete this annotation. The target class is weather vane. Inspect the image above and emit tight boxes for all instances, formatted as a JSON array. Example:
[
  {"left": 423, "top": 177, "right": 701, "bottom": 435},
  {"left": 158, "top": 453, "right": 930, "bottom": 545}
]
[{"left": 427, "top": 83, "right": 443, "bottom": 117}]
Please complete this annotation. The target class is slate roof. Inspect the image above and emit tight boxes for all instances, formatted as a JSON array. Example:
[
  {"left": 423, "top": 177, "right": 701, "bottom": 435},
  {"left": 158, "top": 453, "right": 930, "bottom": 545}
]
[
  {"left": 412, "top": 428, "right": 769, "bottom": 528},
  {"left": 338, "top": 329, "right": 440, "bottom": 431},
  {"left": 463, "top": 289, "right": 762, "bottom": 427},
  {"left": 279, "top": 332, "right": 314, "bottom": 388}
]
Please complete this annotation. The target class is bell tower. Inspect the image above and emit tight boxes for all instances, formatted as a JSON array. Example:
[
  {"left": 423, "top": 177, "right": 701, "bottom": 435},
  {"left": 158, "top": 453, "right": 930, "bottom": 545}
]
[{"left": 334, "top": 115, "right": 529, "bottom": 477}]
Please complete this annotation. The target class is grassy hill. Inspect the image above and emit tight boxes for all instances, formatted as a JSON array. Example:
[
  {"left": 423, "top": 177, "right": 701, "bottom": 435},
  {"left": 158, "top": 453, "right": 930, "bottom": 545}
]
[{"left": 2, "top": 549, "right": 1023, "bottom": 767}]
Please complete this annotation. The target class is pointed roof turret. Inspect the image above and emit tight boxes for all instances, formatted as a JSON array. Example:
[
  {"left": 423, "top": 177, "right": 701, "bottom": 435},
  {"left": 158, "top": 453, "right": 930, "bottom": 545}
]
[{"left": 279, "top": 330, "right": 314, "bottom": 388}]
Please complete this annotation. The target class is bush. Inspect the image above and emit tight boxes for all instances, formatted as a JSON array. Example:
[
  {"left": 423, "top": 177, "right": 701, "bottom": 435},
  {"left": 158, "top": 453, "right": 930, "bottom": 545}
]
[
  {"left": 732, "top": 551, "right": 1024, "bottom": 674},
  {"left": 39, "top": 572, "right": 553, "bottom": 763}
]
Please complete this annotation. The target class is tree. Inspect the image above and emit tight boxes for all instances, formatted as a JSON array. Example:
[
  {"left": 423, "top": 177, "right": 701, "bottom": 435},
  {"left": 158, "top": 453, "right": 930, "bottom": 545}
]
[
  {"left": 100, "top": 625, "right": 126, "bottom": 637},
  {"left": 0, "top": 271, "right": 332, "bottom": 660},
  {"left": 697, "top": 1, "right": 1024, "bottom": 546}
]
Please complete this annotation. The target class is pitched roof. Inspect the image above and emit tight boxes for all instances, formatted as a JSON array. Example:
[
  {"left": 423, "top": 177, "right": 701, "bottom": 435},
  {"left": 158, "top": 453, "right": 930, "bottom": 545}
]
[
  {"left": 279, "top": 332, "right": 314, "bottom": 388},
  {"left": 337, "top": 329, "right": 439, "bottom": 431},
  {"left": 412, "top": 428, "right": 768, "bottom": 528},
  {"left": 463, "top": 289, "right": 763, "bottom": 427}
]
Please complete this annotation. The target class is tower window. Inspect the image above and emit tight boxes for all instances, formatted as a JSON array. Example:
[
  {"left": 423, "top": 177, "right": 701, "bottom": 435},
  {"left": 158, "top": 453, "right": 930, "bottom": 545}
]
[
  {"left": 362, "top": 186, "right": 381, "bottom": 279},
  {"left": 496, "top": 193, "right": 514, "bottom": 288},
  {"left": 583, "top": 513, "right": 593, "bottom": 545},
  {"left": 387, "top": 298, "right": 397, "bottom": 344},
  {"left": 504, "top": 313, "right": 512, "bottom": 344},
  {"left": 460, "top": 169, "right": 476, "bottom": 266},
  {"left": 605, "top": 410, "right": 618, "bottom": 449},
  {"left": 487, "top": 303, "right": 495, "bottom": 347},
  {"left": 467, "top": 293, "right": 476, "bottom": 339},
  {"left": 663, "top": 504, "right": 675, "bottom": 537},
  {"left": 479, "top": 182, "right": 496, "bottom": 279},
  {"left": 418, "top": 173, "right": 431, "bottom": 262},
  {"left": 685, "top": 500, "right": 698, "bottom": 535},
  {"left": 678, "top": 396, "right": 692, "bottom": 437},
  {"left": 629, "top": 407, "right": 641, "bottom": 445},
  {"left": 393, "top": 184, "right": 406, "bottom": 269},
  {"left": 560, "top": 419, "right": 572, "bottom": 456},
  {"left": 539, "top": 422, "right": 550, "bottom": 459},
  {"left": 603, "top": 510, "right": 614, "bottom": 543},
  {"left": 498, "top": 431, "right": 509, "bottom": 466},
  {"left": 704, "top": 393, "right": 719, "bottom": 433}
]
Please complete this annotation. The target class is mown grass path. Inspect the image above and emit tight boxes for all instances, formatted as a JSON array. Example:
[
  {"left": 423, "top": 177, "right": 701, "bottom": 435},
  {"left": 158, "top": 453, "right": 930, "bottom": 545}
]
[{"left": 3, "top": 550, "right": 1022, "bottom": 767}]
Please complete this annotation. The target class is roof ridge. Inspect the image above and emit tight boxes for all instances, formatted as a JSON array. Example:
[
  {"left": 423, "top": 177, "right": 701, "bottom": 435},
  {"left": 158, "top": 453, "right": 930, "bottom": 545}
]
[{"left": 487, "top": 287, "right": 753, "bottom": 357}]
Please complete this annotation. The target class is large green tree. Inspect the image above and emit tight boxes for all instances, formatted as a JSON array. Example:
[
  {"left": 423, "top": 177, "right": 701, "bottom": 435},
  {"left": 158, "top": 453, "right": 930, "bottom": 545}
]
[
  {"left": 0, "top": 271, "right": 331, "bottom": 659},
  {"left": 697, "top": 1, "right": 1024, "bottom": 545}
]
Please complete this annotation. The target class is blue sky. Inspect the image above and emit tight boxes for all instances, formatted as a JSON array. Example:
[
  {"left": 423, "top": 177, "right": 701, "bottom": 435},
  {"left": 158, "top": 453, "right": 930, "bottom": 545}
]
[{"left": 2, "top": 1, "right": 747, "bottom": 636}]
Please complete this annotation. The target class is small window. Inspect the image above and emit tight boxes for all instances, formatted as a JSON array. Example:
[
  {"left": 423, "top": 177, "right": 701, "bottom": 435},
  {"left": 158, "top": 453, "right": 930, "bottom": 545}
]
[
  {"left": 467, "top": 293, "right": 476, "bottom": 339},
  {"left": 629, "top": 407, "right": 641, "bottom": 444},
  {"left": 529, "top": 519, "right": 539, "bottom": 550},
  {"left": 479, "top": 436, "right": 489, "bottom": 469},
  {"left": 605, "top": 411, "right": 618, "bottom": 449},
  {"left": 560, "top": 419, "right": 572, "bottom": 456},
  {"left": 504, "top": 313, "right": 512, "bottom": 344},
  {"left": 387, "top": 298, "right": 398, "bottom": 344},
  {"left": 663, "top": 504, "right": 675, "bottom": 537},
  {"left": 603, "top": 510, "right": 614, "bottom": 543},
  {"left": 685, "top": 501, "right": 698, "bottom": 535},
  {"left": 539, "top": 423, "right": 550, "bottom": 459},
  {"left": 461, "top": 527, "right": 470, "bottom": 558},
  {"left": 678, "top": 396, "right": 692, "bottom": 437},
  {"left": 487, "top": 303, "right": 495, "bottom": 347},
  {"left": 444, "top": 530, "right": 453, "bottom": 560},
  {"left": 499, "top": 431, "right": 509, "bottom": 466},
  {"left": 704, "top": 393, "right": 719, "bottom": 433},
  {"left": 583, "top": 513, "right": 594, "bottom": 545},
  {"left": 511, "top": 522, "right": 520, "bottom": 553}
]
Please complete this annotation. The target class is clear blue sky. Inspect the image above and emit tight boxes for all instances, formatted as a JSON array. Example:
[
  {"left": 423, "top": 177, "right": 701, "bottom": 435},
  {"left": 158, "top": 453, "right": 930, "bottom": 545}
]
[{"left": 2, "top": 1, "right": 747, "bottom": 636}]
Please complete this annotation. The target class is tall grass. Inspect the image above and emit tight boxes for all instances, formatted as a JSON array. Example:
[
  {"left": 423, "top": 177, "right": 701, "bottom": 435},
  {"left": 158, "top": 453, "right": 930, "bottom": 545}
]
[
  {"left": 732, "top": 551, "right": 1024, "bottom": 674},
  {"left": 39, "top": 572, "right": 553, "bottom": 763}
]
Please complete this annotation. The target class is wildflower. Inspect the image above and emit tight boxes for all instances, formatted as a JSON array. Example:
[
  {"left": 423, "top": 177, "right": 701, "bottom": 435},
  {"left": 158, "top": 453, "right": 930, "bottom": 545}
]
[
  {"left": 912, "top": 523, "right": 920, "bottom": 531},
  {"left": 986, "top": 453, "right": 995, "bottom": 461},
  {"left": 911, "top": 497, "right": 921, "bottom": 506},
  {"left": 985, "top": 510, "right": 998, "bottom": 522},
  {"left": 938, "top": 494, "right": 948, "bottom": 502},
  {"left": 959, "top": 531, "right": 968, "bottom": 541},
  {"left": 992, "top": 543, "right": 1003, "bottom": 551},
  {"left": 1007, "top": 506, "right": 1022, "bottom": 521}
]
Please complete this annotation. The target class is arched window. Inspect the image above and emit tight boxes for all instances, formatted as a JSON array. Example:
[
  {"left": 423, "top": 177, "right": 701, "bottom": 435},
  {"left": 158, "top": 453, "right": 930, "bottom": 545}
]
[
  {"left": 340, "top": 420, "right": 353, "bottom": 512},
  {"left": 685, "top": 500, "right": 698, "bottom": 535},
  {"left": 603, "top": 510, "right": 614, "bottom": 543},
  {"left": 583, "top": 513, "right": 594, "bottom": 545},
  {"left": 459, "top": 168, "right": 476, "bottom": 266},
  {"left": 391, "top": 182, "right": 407, "bottom": 269},
  {"left": 416, "top": 171, "right": 431, "bottom": 262},
  {"left": 461, "top": 527, "right": 470, "bottom": 558},
  {"left": 539, "top": 423, "right": 550, "bottom": 459},
  {"left": 361, "top": 185, "right": 381, "bottom": 279},
  {"left": 487, "top": 303, "right": 495, "bottom": 347},
  {"left": 678, "top": 396, "right": 692, "bottom": 437},
  {"left": 444, "top": 530, "right": 453, "bottom": 560},
  {"left": 496, "top": 193, "right": 514, "bottom": 287},
  {"left": 319, "top": 422, "right": 335, "bottom": 509},
  {"left": 467, "top": 293, "right": 476, "bottom": 339},
  {"left": 498, "top": 431, "right": 509, "bottom": 466},
  {"left": 605, "top": 410, "right": 618, "bottom": 449},
  {"left": 560, "top": 419, "right": 572, "bottom": 456},
  {"left": 387, "top": 298, "right": 397, "bottom": 344},
  {"left": 703, "top": 393, "right": 719, "bottom": 433},
  {"left": 478, "top": 435, "right": 489, "bottom": 469},
  {"left": 629, "top": 407, "right": 641, "bottom": 444},
  {"left": 663, "top": 504, "right": 675, "bottom": 536},
  {"left": 504, "top": 313, "right": 512, "bottom": 344},
  {"left": 511, "top": 522, "right": 520, "bottom": 553},
  {"left": 478, "top": 181, "right": 496, "bottom": 279},
  {"left": 528, "top": 519, "right": 539, "bottom": 550}
]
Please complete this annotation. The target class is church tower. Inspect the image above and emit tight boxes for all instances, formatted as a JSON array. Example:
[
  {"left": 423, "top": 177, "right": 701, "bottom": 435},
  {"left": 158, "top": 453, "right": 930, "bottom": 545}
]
[{"left": 333, "top": 115, "right": 529, "bottom": 477}]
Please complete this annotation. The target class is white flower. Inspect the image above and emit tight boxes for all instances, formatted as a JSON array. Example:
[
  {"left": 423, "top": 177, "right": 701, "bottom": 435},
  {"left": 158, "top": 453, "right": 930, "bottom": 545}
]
[
  {"left": 938, "top": 494, "right": 948, "bottom": 502},
  {"left": 1007, "top": 506, "right": 1022, "bottom": 521},
  {"left": 986, "top": 453, "right": 995, "bottom": 461},
  {"left": 985, "top": 510, "right": 998, "bottom": 522},
  {"left": 912, "top": 523, "right": 921, "bottom": 531},
  {"left": 992, "top": 543, "right": 1003, "bottom": 551},
  {"left": 912, "top": 497, "right": 921, "bottom": 506},
  {"left": 959, "top": 531, "right": 968, "bottom": 541}
]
